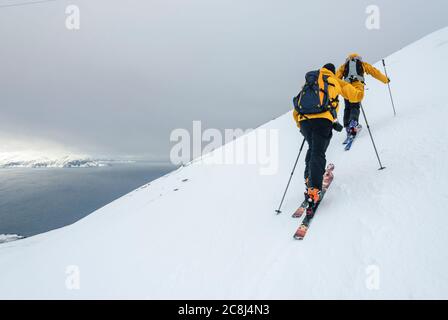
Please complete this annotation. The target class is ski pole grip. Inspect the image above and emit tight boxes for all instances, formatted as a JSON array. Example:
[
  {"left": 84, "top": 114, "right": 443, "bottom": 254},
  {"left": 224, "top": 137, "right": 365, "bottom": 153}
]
[{"left": 382, "top": 59, "right": 386, "bottom": 66}]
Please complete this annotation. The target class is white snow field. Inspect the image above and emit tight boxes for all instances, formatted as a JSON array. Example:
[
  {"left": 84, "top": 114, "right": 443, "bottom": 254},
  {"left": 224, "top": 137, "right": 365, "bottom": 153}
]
[{"left": 1, "top": 27, "right": 448, "bottom": 299}]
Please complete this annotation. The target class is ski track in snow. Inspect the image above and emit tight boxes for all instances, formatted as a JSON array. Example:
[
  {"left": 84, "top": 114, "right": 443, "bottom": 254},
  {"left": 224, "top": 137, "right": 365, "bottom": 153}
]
[{"left": 1, "top": 27, "right": 448, "bottom": 299}]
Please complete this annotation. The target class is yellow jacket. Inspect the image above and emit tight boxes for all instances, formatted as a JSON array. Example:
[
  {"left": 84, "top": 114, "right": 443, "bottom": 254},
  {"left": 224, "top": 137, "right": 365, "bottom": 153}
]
[
  {"left": 336, "top": 53, "right": 389, "bottom": 102},
  {"left": 293, "top": 67, "right": 363, "bottom": 127}
]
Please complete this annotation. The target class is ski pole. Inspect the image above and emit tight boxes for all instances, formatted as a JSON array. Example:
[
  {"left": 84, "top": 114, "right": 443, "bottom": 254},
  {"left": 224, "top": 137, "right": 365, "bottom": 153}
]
[
  {"left": 275, "top": 138, "right": 306, "bottom": 214},
  {"left": 360, "top": 104, "right": 386, "bottom": 171},
  {"left": 382, "top": 59, "right": 397, "bottom": 116}
]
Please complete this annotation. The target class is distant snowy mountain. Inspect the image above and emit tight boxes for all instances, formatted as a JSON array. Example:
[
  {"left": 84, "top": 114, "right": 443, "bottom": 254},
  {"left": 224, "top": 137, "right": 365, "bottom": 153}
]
[
  {"left": 0, "top": 152, "right": 107, "bottom": 168},
  {"left": 0, "top": 234, "right": 24, "bottom": 244},
  {"left": 1, "top": 27, "right": 448, "bottom": 299}
]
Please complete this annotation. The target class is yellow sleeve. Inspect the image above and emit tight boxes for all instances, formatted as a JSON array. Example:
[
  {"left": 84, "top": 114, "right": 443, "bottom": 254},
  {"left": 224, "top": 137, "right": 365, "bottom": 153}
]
[
  {"left": 335, "top": 64, "right": 345, "bottom": 79},
  {"left": 293, "top": 109, "right": 301, "bottom": 128},
  {"left": 363, "top": 62, "right": 389, "bottom": 84},
  {"left": 333, "top": 77, "right": 364, "bottom": 103}
]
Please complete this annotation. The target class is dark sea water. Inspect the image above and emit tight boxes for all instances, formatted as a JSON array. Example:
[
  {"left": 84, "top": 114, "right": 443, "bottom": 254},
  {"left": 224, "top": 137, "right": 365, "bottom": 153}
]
[{"left": 0, "top": 163, "right": 175, "bottom": 237}]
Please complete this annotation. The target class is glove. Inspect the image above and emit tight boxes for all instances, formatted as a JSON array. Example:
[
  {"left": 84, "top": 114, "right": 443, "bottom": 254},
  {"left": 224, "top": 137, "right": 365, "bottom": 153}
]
[
  {"left": 387, "top": 77, "right": 391, "bottom": 83},
  {"left": 332, "top": 120, "right": 343, "bottom": 132}
]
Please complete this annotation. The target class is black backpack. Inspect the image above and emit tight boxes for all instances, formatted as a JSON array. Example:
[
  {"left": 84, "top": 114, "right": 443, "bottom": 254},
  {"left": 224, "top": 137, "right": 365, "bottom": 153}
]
[
  {"left": 293, "top": 70, "right": 332, "bottom": 115},
  {"left": 343, "top": 57, "right": 365, "bottom": 83}
]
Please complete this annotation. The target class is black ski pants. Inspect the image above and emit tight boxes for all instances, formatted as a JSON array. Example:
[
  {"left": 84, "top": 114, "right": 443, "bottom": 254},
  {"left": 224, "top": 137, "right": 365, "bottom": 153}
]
[
  {"left": 300, "top": 118, "right": 333, "bottom": 190},
  {"left": 343, "top": 99, "right": 361, "bottom": 128}
]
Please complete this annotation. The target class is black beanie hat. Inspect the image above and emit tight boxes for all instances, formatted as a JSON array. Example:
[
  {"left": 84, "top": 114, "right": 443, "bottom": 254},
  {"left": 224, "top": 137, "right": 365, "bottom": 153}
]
[{"left": 323, "top": 63, "right": 336, "bottom": 74}]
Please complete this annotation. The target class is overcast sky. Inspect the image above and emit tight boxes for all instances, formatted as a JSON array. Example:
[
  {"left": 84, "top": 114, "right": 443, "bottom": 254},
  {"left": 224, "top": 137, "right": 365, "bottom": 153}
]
[{"left": 0, "top": 0, "right": 447, "bottom": 160}]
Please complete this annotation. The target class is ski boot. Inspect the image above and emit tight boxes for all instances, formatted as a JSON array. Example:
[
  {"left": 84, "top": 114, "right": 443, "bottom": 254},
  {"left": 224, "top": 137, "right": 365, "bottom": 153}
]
[
  {"left": 348, "top": 120, "right": 359, "bottom": 137},
  {"left": 307, "top": 187, "right": 321, "bottom": 205},
  {"left": 348, "top": 120, "right": 363, "bottom": 137},
  {"left": 295, "top": 188, "right": 321, "bottom": 239},
  {"left": 305, "top": 187, "right": 321, "bottom": 219},
  {"left": 343, "top": 126, "right": 351, "bottom": 144}
]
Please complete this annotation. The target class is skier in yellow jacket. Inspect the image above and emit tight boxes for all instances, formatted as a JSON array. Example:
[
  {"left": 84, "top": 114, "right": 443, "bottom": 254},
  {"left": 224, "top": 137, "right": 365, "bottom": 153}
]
[
  {"left": 336, "top": 53, "right": 390, "bottom": 138},
  {"left": 292, "top": 63, "right": 362, "bottom": 205}
]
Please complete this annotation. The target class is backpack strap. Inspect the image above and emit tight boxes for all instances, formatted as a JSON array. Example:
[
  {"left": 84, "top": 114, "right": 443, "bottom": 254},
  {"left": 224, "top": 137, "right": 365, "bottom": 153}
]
[
  {"left": 321, "top": 76, "right": 339, "bottom": 118},
  {"left": 326, "top": 80, "right": 338, "bottom": 107},
  {"left": 320, "top": 75, "right": 331, "bottom": 108}
]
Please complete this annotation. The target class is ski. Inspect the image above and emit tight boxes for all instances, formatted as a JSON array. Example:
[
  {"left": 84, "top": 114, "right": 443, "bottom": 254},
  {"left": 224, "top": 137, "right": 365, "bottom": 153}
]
[
  {"left": 292, "top": 199, "right": 308, "bottom": 218},
  {"left": 342, "top": 135, "right": 351, "bottom": 145},
  {"left": 344, "top": 126, "right": 362, "bottom": 151},
  {"left": 293, "top": 198, "right": 324, "bottom": 240},
  {"left": 344, "top": 135, "right": 355, "bottom": 150},
  {"left": 293, "top": 164, "right": 334, "bottom": 240}
]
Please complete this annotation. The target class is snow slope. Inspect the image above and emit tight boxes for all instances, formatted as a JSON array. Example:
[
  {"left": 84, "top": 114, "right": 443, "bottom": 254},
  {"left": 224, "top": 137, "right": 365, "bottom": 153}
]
[{"left": 1, "top": 27, "right": 448, "bottom": 299}]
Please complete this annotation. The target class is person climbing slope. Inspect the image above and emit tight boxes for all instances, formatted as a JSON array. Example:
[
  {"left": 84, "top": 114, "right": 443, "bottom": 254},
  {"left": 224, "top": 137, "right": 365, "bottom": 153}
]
[
  {"left": 336, "top": 53, "right": 390, "bottom": 141},
  {"left": 292, "top": 63, "right": 363, "bottom": 209}
]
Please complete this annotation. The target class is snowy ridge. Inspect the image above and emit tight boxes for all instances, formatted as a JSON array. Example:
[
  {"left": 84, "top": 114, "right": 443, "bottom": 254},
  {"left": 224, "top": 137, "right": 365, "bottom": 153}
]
[
  {"left": 0, "top": 234, "right": 24, "bottom": 244},
  {"left": 1, "top": 27, "right": 448, "bottom": 299},
  {"left": 0, "top": 152, "right": 107, "bottom": 168}
]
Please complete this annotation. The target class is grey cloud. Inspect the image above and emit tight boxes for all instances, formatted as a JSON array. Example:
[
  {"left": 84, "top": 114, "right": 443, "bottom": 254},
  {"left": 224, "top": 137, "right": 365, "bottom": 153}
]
[{"left": 0, "top": 0, "right": 446, "bottom": 159}]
